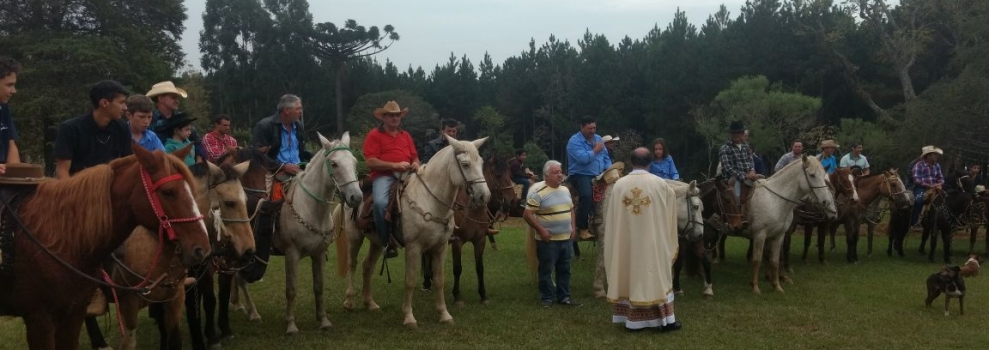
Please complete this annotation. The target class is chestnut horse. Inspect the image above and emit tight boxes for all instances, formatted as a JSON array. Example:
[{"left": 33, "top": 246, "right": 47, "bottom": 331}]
[
  {"left": 0, "top": 145, "right": 211, "bottom": 350},
  {"left": 421, "top": 155, "right": 516, "bottom": 305},
  {"left": 84, "top": 161, "right": 255, "bottom": 350}
]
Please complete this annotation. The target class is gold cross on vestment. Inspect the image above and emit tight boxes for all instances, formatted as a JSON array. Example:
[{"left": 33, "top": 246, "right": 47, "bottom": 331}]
[{"left": 622, "top": 187, "right": 651, "bottom": 215}]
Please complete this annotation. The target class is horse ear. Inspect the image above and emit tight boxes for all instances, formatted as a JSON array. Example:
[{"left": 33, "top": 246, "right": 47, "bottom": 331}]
[
  {"left": 231, "top": 161, "right": 250, "bottom": 178},
  {"left": 801, "top": 154, "right": 808, "bottom": 162},
  {"left": 132, "top": 140, "right": 157, "bottom": 169},
  {"left": 172, "top": 143, "right": 193, "bottom": 160},
  {"left": 340, "top": 131, "right": 351, "bottom": 146},
  {"left": 688, "top": 180, "right": 697, "bottom": 193},
  {"left": 445, "top": 134, "right": 464, "bottom": 152},
  {"left": 471, "top": 137, "right": 489, "bottom": 149},
  {"left": 207, "top": 162, "right": 225, "bottom": 183},
  {"left": 317, "top": 132, "right": 332, "bottom": 149}
]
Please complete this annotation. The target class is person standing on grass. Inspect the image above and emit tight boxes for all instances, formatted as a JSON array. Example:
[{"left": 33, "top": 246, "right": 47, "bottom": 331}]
[
  {"left": 524, "top": 160, "right": 581, "bottom": 308},
  {"left": 604, "top": 147, "right": 680, "bottom": 332}
]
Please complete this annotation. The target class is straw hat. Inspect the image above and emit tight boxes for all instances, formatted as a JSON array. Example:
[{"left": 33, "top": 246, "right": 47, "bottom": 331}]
[
  {"left": 0, "top": 163, "right": 51, "bottom": 185},
  {"left": 819, "top": 140, "right": 839, "bottom": 149},
  {"left": 373, "top": 101, "right": 409, "bottom": 119},
  {"left": 920, "top": 145, "right": 943, "bottom": 158},
  {"left": 145, "top": 81, "right": 188, "bottom": 99},
  {"left": 602, "top": 135, "right": 620, "bottom": 143}
]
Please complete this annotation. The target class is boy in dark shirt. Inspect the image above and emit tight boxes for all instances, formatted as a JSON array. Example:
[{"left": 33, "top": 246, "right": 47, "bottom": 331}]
[{"left": 54, "top": 80, "right": 133, "bottom": 179}]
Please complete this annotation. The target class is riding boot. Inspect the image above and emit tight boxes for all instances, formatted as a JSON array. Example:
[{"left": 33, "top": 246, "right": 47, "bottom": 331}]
[
  {"left": 86, "top": 289, "right": 107, "bottom": 316},
  {"left": 384, "top": 244, "right": 399, "bottom": 259}
]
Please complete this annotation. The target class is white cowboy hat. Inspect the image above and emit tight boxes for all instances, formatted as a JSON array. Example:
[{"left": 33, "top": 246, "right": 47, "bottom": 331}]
[
  {"left": 373, "top": 100, "right": 409, "bottom": 119},
  {"left": 819, "top": 140, "right": 839, "bottom": 149},
  {"left": 920, "top": 145, "right": 943, "bottom": 157},
  {"left": 602, "top": 135, "right": 620, "bottom": 143},
  {"left": 145, "top": 81, "right": 188, "bottom": 99}
]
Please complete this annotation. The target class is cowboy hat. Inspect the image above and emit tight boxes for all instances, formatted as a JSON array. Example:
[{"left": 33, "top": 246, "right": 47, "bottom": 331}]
[
  {"left": 146, "top": 81, "right": 188, "bottom": 99},
  {"left": 602, "top": 135, "right": 620, "bottom": 143},
  {"left": 920, "top": 145, "right": 943, "bottom": 158},
  {"left": 154, "top": 112, "right": 197, "bottom": 137},
  {"left": 595, "top": 162, "right": 625, "bottom": 184},
  {"left": 0, "top": 163, "right": 51, "bottom": 185},
  {"left": 727, "top": 120, "right": 746, "bottom": 133},
  {"left": 819, "top": 140, "right": 839, "bottom": 149},
  {"left": 373, "top": 101, "right": 409, "bottom": 119}
]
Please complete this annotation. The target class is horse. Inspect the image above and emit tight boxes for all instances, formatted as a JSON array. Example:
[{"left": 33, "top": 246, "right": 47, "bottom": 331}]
[
  {"left": 273, "top": 132, "right": 362, "bottom": 335},
  {"left": 336, "top": 136, "right": 489, "bottom": 327},
  {"left": 0, "top": 145, "right": 211, "bottom": 350},
  {"left": 788, "top": 167, "right": 857, "bottom": 265},
  {"left": 967, "top": 194, "right": 989, "bottom": 256},
  {"left": 739, "top": 155, "right": 836, "bottom": 293},
  {"left": 177, "top": 147, "right": 276, "bottom": 349},
  {"left": 421, "top": 155, "right": 516, "bottom": 306},
  {"left": 831, "top": 169, "right": 911, "bottom": 263},
  {"left": 661, "top": 180, "right": 711, "bottom": 297},
  {"left": 702, "top": 179, "right": 746, "bottom": 264},
  {"left": 84, "top": 160, "right": 255, "bottom": 350},
  {"left": 919, "top": 176, "right": 975, "bottom": 264}
]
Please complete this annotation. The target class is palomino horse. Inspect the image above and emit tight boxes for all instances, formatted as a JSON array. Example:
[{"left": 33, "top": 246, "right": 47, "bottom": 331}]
[
  {"left": 831, "top": 169, "right": 911, "bottom": 263},
  {"left": 0, "top": 145, "right": 211, "bottom": 350},
  {"left": 741, "top": 155, "right": 836, "bottom": 293},
  {"left": 421, "top": 155, "right": 516, "bottom": 305},
  {"left": 275, "top": 132, "right": 362, "bottom": 335},
  {"left": 337, "top": 136, "right": 489, "bottom": 327},
  {"left": 188, "top": 147, "right": 277, "bottom": 349},
  {"left": 84, "top": 160, "right": 255, "bottom": 350}
]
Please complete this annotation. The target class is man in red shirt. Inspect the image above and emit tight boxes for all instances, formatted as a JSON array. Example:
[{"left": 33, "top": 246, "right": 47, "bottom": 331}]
[
  {"left": 202, "top": 114, "right": 239, "bottom": 162},
  {"left": 363, "top": 100, "right": 420, "bottom": 259}
]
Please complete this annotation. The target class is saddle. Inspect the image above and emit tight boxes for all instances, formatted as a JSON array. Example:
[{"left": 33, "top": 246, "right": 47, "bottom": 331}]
[
  {"left": 0, "top": 164, "right": 49, "bottom": 277},
  {"left": 356, "top": 176, "right": 407, "bottom": 247}
]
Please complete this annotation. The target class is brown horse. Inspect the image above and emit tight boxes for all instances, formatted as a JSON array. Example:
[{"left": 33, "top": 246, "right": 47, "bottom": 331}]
[
  {"left": 782, "top": 167, "right": 857, "bottom": 266},
  {"left": 84, "top": 161, "right": 255, "bottom": 350},
  {"left": 0, "top": 145, "right": 211, "bottom": 350},
  {"left": 831, "top": 169, "right": 911, "bottom": 263},
  {"left": 677, "top": 178, "right": 744, "bottom": 298},
  {"left": 421, "top": 155, "right": 516, "bottom": 305}
]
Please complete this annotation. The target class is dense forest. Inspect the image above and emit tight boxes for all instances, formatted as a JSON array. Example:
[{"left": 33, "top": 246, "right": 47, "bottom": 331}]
[{"left": 1, "top": 0, "right": 987, "bottom": 179}]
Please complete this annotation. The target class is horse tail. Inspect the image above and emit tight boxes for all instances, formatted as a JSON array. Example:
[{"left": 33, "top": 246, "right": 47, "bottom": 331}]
[
  {"left": 525, "top": 227, "right": 538, "bottom": 281},
  {"left": 335, "top": 205, "right": 350, "bottom": 278}
]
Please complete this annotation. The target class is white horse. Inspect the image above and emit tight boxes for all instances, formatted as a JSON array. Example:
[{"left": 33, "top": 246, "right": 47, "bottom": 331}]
[
  {"left": 274, "top": 132, "right": 363, "bottom": 335},
  {"left": 336, "top": 135, "right": 490, "bottom": 327},
  {"left": 745, "top": 155, "right": 837, "bottom": 293},
  {"left": 590, "top": 176, "right": 705, "bottom": 298}
]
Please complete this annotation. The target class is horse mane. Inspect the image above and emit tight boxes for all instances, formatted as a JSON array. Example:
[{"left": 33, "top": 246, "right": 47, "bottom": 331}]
[
  {"left": 778, "top": 155, "right": 824, "bottom": 174},
  {"left": 487, "top": 155, "right": 509, "bottom": 175},
  {"left": 219, "top": 147, "right": 275, "bottom": 173},
  {"left": 188, "top": 162, "right": 210, "bottom": 178}
]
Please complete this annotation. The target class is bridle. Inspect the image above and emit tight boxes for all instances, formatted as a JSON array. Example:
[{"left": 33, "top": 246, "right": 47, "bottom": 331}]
[
  {"left": 761, "top": 162, "right": 836, "bottom": 215},
  {"left": 296, "top": 145, "right": 359, "bottom": 204},
  {"left": 681, "top": 190, "right": 705, "bottom": 242},
  {"left": 406, "top": 149, "right": 487, "bottom": 225}
]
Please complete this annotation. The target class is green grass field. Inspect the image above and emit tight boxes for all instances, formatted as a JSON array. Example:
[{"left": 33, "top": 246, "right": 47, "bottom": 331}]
[{"left": 3, "top": 218, "right": 988, "bottom": 349}]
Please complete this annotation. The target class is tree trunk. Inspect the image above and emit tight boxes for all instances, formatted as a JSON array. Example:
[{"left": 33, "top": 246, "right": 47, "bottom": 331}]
[
  {"left": 897, "top": 60, "right": 918, "bottom": 101},
  {"left": 335, "top": 61, "right": 345, "bottom": 134}
]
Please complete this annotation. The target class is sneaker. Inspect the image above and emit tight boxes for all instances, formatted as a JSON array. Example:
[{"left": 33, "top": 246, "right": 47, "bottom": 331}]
[
  {"left": 541, "top": 300, "right": 553, "bottom": 308},
  {"left": 558, "top": 298, "right": 582, "bottom": 307}
]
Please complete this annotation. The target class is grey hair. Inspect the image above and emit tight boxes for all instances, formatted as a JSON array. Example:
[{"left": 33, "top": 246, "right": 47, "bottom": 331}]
[
  {"left": 543, "top": 160, "right": 562, "bottom": 176},
  {"left": 276, "top": 94, "right": 301, "bottom": 113}
]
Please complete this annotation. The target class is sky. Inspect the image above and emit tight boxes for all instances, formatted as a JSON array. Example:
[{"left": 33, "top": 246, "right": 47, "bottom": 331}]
[{"left": 180, "top": 0, "right": 751, "bottom": 72}]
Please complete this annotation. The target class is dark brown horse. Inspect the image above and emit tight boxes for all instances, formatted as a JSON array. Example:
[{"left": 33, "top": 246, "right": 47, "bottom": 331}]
[
  {"left": 421, "top": 156, "right": 516, "bottom": 305},
  {"left": 0, "top": 145, "right": 211, "bottom": 350},
  {"left": 919, "top": 176, "right": 975, "bottom": 264},
  {"left": 676, "top": 179, "right": 744, "bottom": 298},
  {"left": 782, "top": 167, "right": 857, "bottom": 267}
]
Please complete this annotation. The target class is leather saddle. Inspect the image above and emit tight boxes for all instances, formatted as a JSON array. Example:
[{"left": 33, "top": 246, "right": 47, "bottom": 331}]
[{"left": 356, "top": 176, "right": 406, "bottom": 247}]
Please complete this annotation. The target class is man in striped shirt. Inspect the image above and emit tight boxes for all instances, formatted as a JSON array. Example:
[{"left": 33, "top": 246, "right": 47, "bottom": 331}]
[
  {"left": 911, "top": 145, "right": 945, "bottom": 226},
  {"left": 524, "top": 160, "right": 580, "bottom": 308}
]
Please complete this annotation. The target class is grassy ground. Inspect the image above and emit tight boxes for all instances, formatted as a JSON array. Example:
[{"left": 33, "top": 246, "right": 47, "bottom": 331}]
[{"left": 2, "top": 218, "right": 988, "bottom": 349}]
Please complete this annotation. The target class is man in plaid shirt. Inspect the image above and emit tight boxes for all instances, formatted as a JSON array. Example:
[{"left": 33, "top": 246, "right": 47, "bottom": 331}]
[
  {"left": 911, "top": 145, "right": 945, "bottom": 226},
  {"left": 202, "top": 114, "right": 239, "bottom": 163},
  {"left": 719, "top": 121, "right": 758, "bottom": 192}
]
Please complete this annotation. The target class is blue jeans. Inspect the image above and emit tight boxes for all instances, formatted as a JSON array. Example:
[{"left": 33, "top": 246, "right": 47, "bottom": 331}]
[
  {"left": 734, "top": 179, "right": 742, "bottom": 198},
  {"left": 569, "top": 174, "right": 594, "bottom": 230},
  {"left": 911, "top": 187, "right": 926, "bottom": 226},
  {"left": 536, "top": 240, "right": 573, "bottom": 302},
  {"left": 512, "top": 176, "right": 531, "bottom": 202},
  {"left": 373, "top": 175, "right": 396, "bottom": 246}
]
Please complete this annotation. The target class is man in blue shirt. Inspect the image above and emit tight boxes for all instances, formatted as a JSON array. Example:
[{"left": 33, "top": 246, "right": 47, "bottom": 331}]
[
  {"left": 565, "top": 115, "right": 608, "bottom": 241},
  {"left": 252, "top": 94, "right": 309, "bottom": 202},
  {"left": 817, "top": 140, "right": 839, "bottom": 174},
  {"left": 0, "top": 56, "right": 22, "bottom": 172}
]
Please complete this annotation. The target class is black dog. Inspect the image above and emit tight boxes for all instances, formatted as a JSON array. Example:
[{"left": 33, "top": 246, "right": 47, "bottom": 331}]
[{"left": 925, "top": 265, "right": 966, "bottom": 316}]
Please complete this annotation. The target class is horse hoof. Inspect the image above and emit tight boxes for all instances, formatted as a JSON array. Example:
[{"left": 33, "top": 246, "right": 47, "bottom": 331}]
[
  {"left": 440, "top": 315, "right": 455, "bottom": 325},
  {"left": 342, "top": 301, "right": 355, "bottom": 312},
  {"left": 480, "top": 299, "right": 490, "bottom": 305},
  {"left": 775, "top": 287, "right": 785, "bottom": 293},
  {"left": 594, "top": 291, "right": 606, "bottom": 299},
  {"left": 233, "top": 305, "right": 246, "bottom": 314},
  {"left": 675, "top": 290, "right": 684, "bottom": 296},
  {"left": 285, "top": 326, "right": 299, "bottom": 336},
  {"left": 751, "top": 287, "right": 761, "bottom": 294},
  {"left": 368, "top": 303, "right": 381, "bottom": 312},
  {"left": 249, "top": 312, "right": 262, "bottom": 322},
  {"left": 455, "top": 300, "right": 466, "bottom": 308},
  {"left": 320, "top": 322, "right": 334, "bottom": 331}
]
